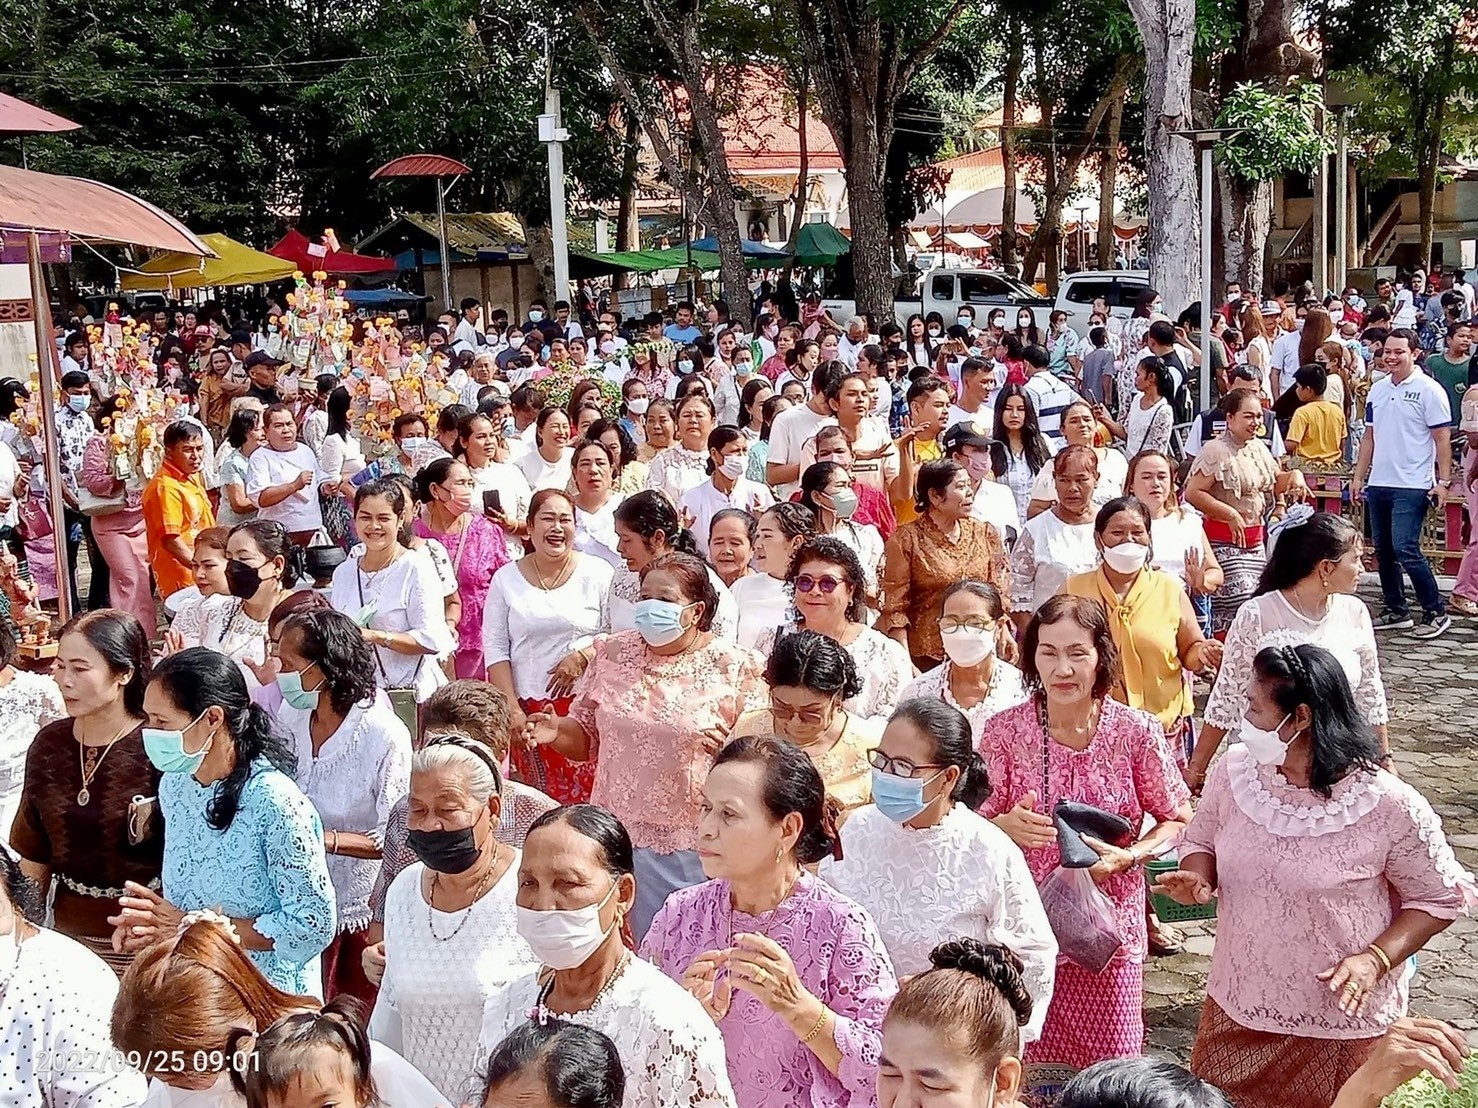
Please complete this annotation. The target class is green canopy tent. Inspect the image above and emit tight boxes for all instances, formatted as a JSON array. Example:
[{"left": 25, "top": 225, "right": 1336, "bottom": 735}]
[
  {"left": 570, "top": 244, "right": 784, "bottom": 279},
  {"left": 792, "top": 222, "right": 851, "bottom": 267}
]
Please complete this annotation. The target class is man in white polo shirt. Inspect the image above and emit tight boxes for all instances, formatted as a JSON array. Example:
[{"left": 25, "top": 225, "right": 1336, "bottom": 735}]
[
  {"left": 766, "top": 361, "right": 846, "bottom": 498},
  {"left": 1353, "top": 328, "right": 1453, "bottom": 638}
]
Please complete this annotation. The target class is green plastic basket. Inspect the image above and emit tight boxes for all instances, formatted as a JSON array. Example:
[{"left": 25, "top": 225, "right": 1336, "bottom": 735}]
[{"left": 1145, "top": 857, "right": 1218, "bottom": 923}]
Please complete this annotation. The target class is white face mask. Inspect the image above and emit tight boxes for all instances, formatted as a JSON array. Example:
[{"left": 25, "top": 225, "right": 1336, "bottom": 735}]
[
  {"left": 516, "top": 883, "right": 618, "bottom": 970},
  {"left": 1239, "top": 713, "right": 1295, "bottom": 766},
  {"left": 940, "top": 625, "right": 995, "bottom": 667},
  {"left": 625, "top": 396, "right": 650, "bottom": 416},
  {"left": 1101, "top": 541, "right": 1149, "bottom": 574},
  {"left": 719, "top": 454, "right": 747, "bottom": 480}
]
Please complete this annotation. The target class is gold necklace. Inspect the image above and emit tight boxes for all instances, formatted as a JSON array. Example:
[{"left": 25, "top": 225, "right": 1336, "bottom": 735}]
[
  {"left": 533, "top": 553, "right": 573, "bottom": 591},
  {"left": 76, "top": 721, "right": 137, "bottom": 807}
]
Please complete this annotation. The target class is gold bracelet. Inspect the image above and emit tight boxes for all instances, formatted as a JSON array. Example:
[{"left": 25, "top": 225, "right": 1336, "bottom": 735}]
[
  {"left": 329, "top": 830, "right": 338, "bottom": 853},
  {"left": 800, "top": 1009, "right": 830, "bottom": 1044},
  {"left": 1367, "top": 942, "right": 1393, "bottom": 975}
]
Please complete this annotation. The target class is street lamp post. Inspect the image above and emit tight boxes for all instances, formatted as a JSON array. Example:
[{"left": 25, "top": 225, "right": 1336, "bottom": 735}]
[{"left": 1171, "top": 127, "right": 1243, "bottom": 415}]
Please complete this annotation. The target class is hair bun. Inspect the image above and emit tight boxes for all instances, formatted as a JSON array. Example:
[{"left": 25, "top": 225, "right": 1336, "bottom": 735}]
[{"left": 929, "top": 939, "right": 1033, "bottom": 1028}]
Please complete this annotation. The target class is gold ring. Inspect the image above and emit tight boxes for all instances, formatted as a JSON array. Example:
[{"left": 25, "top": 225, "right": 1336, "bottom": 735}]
[
  {"left": 1343, "top": 981, "right": 1362, "bottom": 994},
  {"left": 756, "top": 968, "right": 767, "bottom": 983}
]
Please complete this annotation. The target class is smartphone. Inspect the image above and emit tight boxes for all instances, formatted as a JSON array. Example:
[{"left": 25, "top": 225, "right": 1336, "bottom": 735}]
[
  {"left": 483, "top": 489, "right": 503, "bottom": 515},
  {"left": 349, "top": 461, "right": 383, "bottom": 488}
]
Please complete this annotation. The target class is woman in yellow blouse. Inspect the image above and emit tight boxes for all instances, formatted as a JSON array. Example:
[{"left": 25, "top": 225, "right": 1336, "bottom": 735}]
[
  {"left": 732, "top": 629, "right": 879, "bottom": 817},
  {"left": 1063, "top": 495, "right": 1224, "bottom": 766},
  {"left": 881, "top": 458, "right": 1009, "bottom": 671}
]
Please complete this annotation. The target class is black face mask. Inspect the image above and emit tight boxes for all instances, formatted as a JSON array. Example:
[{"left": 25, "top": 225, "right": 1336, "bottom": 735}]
[
  {"left": 407, "top": 824, "right": 481, "bottom": 874},
  {"left": 225, "top": 558, "right": 266, "bottom": 600}
]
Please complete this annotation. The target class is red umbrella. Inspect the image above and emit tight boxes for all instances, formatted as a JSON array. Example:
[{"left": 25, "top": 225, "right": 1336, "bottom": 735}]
[
  {"left": 0, "top": 92, "right": 80, "bottom": 135},
  {"left": 268, "top": 228, "right": 395, "bottom": 275}
]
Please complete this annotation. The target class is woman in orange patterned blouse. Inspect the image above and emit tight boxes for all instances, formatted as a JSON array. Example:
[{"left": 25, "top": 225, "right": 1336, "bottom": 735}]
[{"left": 881, "top": 459, "right": 1010, "bottom": 670}]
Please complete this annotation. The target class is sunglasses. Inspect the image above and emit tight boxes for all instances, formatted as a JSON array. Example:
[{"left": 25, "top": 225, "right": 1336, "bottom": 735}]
[{"left": 794, "top": 573, "right": 844, "bottom": 595}]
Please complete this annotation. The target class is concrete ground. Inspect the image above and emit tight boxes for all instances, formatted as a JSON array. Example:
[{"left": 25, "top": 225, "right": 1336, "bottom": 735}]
[{"left": 1145, "top": 584, "right": 1478, "bottom": 1059}]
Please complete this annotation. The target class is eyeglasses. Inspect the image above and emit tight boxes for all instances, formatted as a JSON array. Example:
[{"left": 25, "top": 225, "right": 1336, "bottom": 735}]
[
  {"left": 770, "top": 698, "right": 832, "bottom": 726},
  {"left": 794, "top": 574, "right": 844, "bottom": 594},
  {"left": 939, "top": 616, "right": 994, "bottom": 634},
  {"left": 868, "top": 749, "right": 945, "bottom": 779}
]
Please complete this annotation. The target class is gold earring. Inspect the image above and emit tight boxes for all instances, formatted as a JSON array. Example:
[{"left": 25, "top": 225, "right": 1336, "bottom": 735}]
[{"left": 775, "top": 845, "right": 783, "bottom": 864}]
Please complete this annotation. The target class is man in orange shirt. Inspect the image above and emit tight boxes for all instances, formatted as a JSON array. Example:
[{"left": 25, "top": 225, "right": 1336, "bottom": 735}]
[{"left": 142, "top": 420, "right": 215, "bottom": 597}]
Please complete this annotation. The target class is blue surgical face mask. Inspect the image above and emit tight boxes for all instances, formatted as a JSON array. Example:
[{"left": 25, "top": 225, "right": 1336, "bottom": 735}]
[
  {"left": 528, "top": 309, "right": 545, "bottom": 322},
  {"left": 276, "top": 669, "right": 323, "bottom": 711},
  {"left": 633, "top": 598, "right": 692, "bottom": 646},
  {"left": 67, "top": 393, "right": 89, "bottom": 414},
  {"left": 677, "top": 359, "right": 695, "bottom": 375},
  {"left": 399, "top": 436, "right": 427, "bottom": 455},
  {"left": 142, "top": 710, "right": 213, "bottom": 774},
  {"left": 870, "top": 766, "right": 945, "bottom": 823}
]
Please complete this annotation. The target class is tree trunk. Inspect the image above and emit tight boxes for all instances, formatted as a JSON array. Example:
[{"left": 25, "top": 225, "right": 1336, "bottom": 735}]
[
  {"left": 574, "top": 0, "right": 751, "bottom": 305},
  {"left": 999, "top": 31, "right": 1023, "bottom": 274},
  {"left": 1214, "top": 0, "right": 1310, "bottom": 296},
  {"left": 1097, "top": 85, "right": 1124, "bottom": 266},
  {"left": 846, "top": 120, "right": 896, "bottom": 320},
  {"left": 1216, "top": 170, "right": 1272, "bottom": 293},
  {"left": 1127, "top": 0, "right": 1199, "bottom": 312},
  {"left": 613, "top": 109, "right": 641, "bottom": 291},
  {"left": 1028, "top": 33, "right": 1060, "bottom": 292},
  {"left": 1416, "top": 37, "right": 1454, "bottom": 271},
  {"left": 520, "top": 220, "right": 556, "bottom": 302},
  {"left": 781, "top": 66, "right": 812, "bottom": 284}
]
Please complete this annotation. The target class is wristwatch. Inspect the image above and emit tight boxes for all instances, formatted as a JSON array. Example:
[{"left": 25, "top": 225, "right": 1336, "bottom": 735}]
[{"left": 1438, "top": 478, "right": 1453, "bottom": 488}]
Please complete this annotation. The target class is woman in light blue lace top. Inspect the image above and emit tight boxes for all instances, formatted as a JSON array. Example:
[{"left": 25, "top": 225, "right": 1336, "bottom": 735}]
[{"left": 107, "top": 647, "right": 336, "bottom": 996}]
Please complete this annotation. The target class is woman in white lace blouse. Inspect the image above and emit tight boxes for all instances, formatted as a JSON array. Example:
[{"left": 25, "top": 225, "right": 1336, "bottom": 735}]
[
  {"left": 754, "top": 536, "right": 914, "bottom": 723},
  {"left": 899, "top": 580, "right": 1028, "bottom": 752},
  {"left": 479, "top": 805, "right": 738, "bottom": 1108},
  {"left": 1188, "top": 511, "right": 1388, "bottom": 794},
  {"left": 820, "top": 697, "right": 1056, "bottom": 1043},
  {"left": 371, "top": 737, "right": 538, "bottom": 1102},
  {"left": 645, "top": 393, "right": 715, "bottom": 505},
  {"left": 277, "top": 608, "right": 411, "bottom": 1005},
  {"left": 0, "top": 620, "right": 64, "bottom": 836}
]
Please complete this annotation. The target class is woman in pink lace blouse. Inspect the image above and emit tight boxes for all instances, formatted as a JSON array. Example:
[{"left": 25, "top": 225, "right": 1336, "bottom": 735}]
[
  {"left": 412, "top": 457, "right": 510, "bottom": 679},
  {"left": 1159, "top": 644, "right": 1477, "bottom": 1108},
  {"left": 526, "top": 551, "right": 766, "bottom": 941},
  {"left": 81, "top": 405, "right": 157, "bottom": 639},
  {"left": 980, "top": 595, "right": 1191, "bottom": 1090},
  {"left": 641, "top": 735, "right": 898, "bottom": 1108}
]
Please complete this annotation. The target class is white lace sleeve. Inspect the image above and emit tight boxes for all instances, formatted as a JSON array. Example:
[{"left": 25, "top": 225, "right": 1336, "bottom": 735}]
[
  {"left": 1202, "top": 600, "right": 1264, "bottom": 730},
  {"left": 1386, "top": 782, "right": 1478, "bottom": 918},
  {"left": 628, "top": 1009, "right": 740, "bottom": 1108},
  {"left": 169, "top": 596, "right": 206, "bottom": 648},
  {"left": 1350, "top": 607, "right": 1390, "bottom": 726},
  {"left": 984, "top": 835, "right": 1058, "bottom": 1042},
  {"left": 1008, "top": 526, "right": 1038, "bottom": 613}
]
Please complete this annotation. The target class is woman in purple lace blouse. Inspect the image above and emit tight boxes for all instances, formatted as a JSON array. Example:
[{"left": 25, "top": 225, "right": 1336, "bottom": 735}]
[{"left": 641, "top": 735, "right": 898, "bottom": 1108}]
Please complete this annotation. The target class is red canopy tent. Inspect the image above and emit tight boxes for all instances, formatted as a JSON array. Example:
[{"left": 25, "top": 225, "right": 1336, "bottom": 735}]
[{"left": 268, "top": 228, "right": 395, "bottom": 275}]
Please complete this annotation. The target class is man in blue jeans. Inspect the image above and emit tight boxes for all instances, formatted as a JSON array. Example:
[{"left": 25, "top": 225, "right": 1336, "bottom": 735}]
[{"left": 1353, "top": 328, "right": 1453, "bottom": 638}]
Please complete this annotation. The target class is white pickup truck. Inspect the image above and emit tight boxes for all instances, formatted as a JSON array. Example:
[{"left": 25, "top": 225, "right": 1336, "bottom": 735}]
[{"left": 822, "top": 267, "right": 1150, "bottom": 338}]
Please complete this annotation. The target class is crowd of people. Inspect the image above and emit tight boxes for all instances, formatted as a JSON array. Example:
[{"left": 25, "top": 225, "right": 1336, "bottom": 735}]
[{"left": 4, "top": 266, "right": 1478, "bottom": 1108}]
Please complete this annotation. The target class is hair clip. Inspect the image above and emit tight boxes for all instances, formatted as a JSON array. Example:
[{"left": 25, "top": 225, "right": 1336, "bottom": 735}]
[
  {"left": 1268, "top": 502, "right": 1314, "bottom": 542},
  {"left": 179, "top": 908, "right": 242, "bottom": 944}
]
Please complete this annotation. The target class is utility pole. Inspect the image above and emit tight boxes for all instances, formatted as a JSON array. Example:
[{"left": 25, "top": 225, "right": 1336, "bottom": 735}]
[{"left": 538, "top": 44, "right": 571, "bottom": 305}]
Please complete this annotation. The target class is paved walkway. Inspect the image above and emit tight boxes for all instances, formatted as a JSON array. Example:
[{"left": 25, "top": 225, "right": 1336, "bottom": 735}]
[{"left": 1145, "top": 587, "right": 1478, "bottom": 1059}]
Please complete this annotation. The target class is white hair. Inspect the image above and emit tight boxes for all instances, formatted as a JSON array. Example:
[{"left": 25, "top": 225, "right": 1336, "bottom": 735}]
[{"left": 413, "top": 737, "right": 501, "bottom": 805}]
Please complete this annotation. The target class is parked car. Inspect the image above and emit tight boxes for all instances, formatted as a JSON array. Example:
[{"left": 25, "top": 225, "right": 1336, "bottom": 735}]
[
  {"left": 821, "top": 267, "right": 1150, "bottom": 338},
  {"left": 1053, "top": 270, "right": 1151, "bottom": 333}
]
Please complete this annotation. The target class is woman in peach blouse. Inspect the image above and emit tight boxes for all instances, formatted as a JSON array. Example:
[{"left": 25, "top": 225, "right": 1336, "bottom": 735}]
[
  {"left": 81, "top": 399, "right": 157, "bottom": 639},
  {"left": 526, "top": 550, "right": 766, "bottom": 941}
]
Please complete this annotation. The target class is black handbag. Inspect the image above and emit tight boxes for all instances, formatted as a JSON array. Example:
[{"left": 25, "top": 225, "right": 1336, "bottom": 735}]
[{"left": 1052, "top": 800, "right": 1135, "bottom": 869}]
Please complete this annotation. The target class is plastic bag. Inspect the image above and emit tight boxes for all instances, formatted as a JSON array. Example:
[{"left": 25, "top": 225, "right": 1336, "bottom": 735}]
[{"left": 1038, "top": 864, "right": 1123, "bottom": 973}]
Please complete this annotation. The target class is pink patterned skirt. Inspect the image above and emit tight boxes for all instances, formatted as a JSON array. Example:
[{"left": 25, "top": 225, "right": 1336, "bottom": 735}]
[{"left": 1024, "top": 956, "right": 1145, "bottom": 1102}]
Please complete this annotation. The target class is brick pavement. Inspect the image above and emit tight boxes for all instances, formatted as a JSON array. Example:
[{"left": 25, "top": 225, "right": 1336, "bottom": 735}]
[{"left": 1144, "top": 589, "right": 1478, "bottom": 1060}]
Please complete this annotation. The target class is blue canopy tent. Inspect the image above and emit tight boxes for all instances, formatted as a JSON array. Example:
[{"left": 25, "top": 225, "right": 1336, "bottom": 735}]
[
  {"left": 690, "top": 236, "right": 791, "bottom": 261},
  {"left": 341, "top": 287, "right": 431, "bottom": 307}
]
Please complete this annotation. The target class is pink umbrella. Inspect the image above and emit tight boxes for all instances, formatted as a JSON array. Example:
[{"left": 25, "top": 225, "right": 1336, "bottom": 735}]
[{"left": 0, "top": 92, "right": 79, "bottom": 135}]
